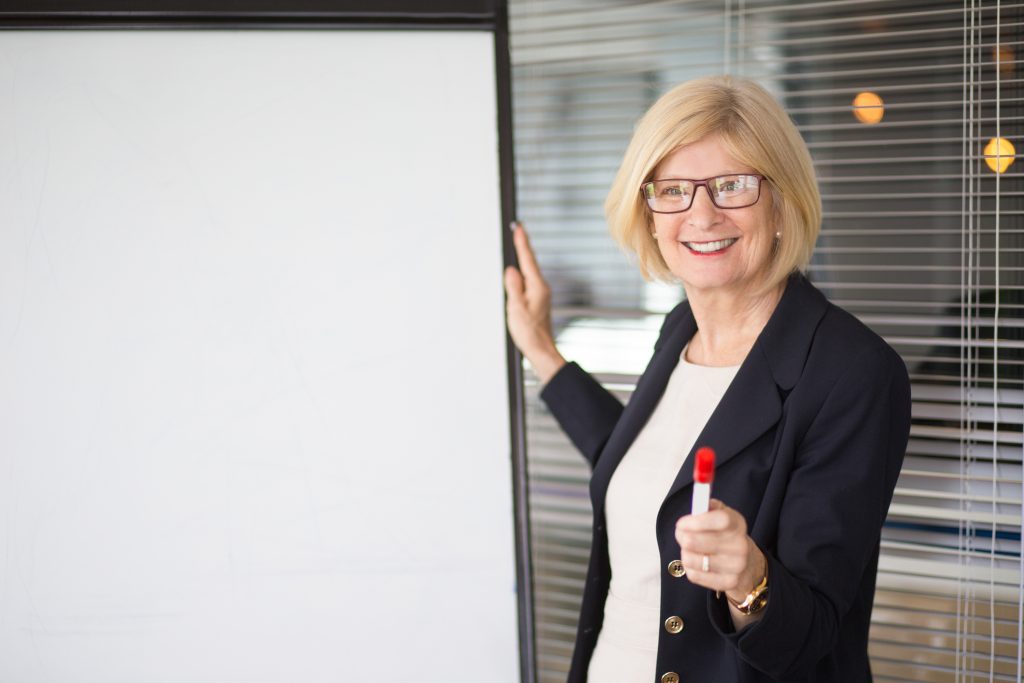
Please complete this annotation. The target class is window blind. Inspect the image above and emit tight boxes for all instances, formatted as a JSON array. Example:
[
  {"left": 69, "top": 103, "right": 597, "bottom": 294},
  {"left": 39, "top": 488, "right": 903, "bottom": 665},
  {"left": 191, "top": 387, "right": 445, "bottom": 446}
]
[{"left": 508, "top": 1, "right": 1023, "bottom": 681}]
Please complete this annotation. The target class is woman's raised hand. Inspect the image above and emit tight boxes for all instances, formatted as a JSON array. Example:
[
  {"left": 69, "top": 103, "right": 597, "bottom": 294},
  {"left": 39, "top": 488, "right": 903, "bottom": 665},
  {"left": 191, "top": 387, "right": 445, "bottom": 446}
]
[
  {"left": 504, "top": 223, "right": 566, "bottom": 383},
  {"left": 675, "top": 499, "right": 768, "bottom": 627}
]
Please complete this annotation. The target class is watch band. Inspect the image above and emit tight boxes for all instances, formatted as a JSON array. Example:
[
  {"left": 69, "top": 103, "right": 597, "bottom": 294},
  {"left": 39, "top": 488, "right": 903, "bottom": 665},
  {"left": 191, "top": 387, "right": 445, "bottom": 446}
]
[{"left": 727, "top": 566, "right": 769, "bottom": 615}]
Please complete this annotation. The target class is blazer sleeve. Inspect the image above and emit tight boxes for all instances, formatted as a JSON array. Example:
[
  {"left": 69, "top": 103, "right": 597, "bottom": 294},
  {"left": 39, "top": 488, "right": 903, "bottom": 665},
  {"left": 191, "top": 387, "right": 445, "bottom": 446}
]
[
  {"left": 539, "top": 361, "right": 623, "bottom": 466},
  {"left": 707, "top": 345, "right": 911, "bottom": 678},
  {"left": 539, "top": 302, "right": 689, "bottom": 466}
]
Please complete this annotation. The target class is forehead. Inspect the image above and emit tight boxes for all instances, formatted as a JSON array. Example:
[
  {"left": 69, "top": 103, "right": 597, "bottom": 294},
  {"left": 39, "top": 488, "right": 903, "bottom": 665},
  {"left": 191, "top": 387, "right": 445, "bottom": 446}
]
[{"left": 654, "top": 135, "right": 755, "bottom": 179}]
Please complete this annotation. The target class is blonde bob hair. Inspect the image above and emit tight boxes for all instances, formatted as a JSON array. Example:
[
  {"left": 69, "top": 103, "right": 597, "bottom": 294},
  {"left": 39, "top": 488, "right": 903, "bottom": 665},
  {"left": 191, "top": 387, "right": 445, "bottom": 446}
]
[{"left": 605, "top": 75, "right": 821, "bottom": 290}]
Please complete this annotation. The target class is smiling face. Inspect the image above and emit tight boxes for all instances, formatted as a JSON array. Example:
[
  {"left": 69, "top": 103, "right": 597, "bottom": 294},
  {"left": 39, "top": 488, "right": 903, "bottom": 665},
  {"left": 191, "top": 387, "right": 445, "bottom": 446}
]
[{"left": 649, "top": 134, "right": 778, "bottom": 299}]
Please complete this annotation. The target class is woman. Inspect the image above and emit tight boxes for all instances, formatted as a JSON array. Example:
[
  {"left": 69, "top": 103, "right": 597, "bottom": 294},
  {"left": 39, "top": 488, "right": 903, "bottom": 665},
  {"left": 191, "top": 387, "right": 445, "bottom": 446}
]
[{"left": 504, "top": 75, "right": 912, "bottom": 683}]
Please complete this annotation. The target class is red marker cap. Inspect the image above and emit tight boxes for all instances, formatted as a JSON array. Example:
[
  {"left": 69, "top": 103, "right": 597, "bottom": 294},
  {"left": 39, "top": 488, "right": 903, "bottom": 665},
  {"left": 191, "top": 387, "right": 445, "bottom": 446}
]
[{"left": 694, "top": 447, "right": 715, "bottom": 484}]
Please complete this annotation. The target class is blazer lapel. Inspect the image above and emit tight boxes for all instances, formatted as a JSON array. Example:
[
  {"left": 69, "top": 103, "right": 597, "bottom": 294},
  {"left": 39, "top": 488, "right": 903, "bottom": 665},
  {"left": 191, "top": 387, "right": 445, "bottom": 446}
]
[
  {"left": 663, "top": 344, "right": 781, "bottom": 502},
  {"left": 589, "top": 304, "right": 696, "bottom": 517},
  {"left": 589, "top": 273, "right": 831, "bottom": 516},
  {"left": 664, "top": 273, "right": 831, "bottom": 501}
]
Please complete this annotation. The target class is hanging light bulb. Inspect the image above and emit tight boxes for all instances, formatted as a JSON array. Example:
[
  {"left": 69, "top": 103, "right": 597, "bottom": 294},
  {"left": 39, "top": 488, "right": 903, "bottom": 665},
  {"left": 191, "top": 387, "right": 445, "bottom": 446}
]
[
  {"left": 993, "top": 44, "right": 1015, "bottom": 77},
  {"left": 983, "top": 137, "right": 1015, "bottom": 174},
  {"left": 852, "top": 91, "right": 884, "bottom": 124}
]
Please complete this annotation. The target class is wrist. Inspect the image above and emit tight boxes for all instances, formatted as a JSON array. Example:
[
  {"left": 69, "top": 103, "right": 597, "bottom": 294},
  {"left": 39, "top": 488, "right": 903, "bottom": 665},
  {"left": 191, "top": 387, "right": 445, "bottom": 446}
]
[
  {"left": 529, "top": 348, "right": 567, "bottom": 384},
  {"left": 725, "top": 547, "right": 767, "bottom": 604},
  {"left": 726, "top": 552, "right": 769, "bottom": 615}
]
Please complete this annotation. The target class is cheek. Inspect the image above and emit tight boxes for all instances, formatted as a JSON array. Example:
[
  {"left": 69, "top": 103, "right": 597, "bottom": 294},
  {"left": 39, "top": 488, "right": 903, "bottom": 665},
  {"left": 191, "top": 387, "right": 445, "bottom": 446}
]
[
  {"left": 743, "top": 213, "right": 775, "bottom": 248},
  {"left": 653, "top": 219, "right": 685, "bottom": 250},
  {"left": 652, "top": 214, "right": 679, "bottom": 235}
]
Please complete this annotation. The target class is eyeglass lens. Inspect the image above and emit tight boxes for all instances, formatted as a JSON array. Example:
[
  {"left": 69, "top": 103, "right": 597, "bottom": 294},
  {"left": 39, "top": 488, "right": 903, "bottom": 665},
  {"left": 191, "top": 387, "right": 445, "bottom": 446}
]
[{"left": 642, "top": 174, "right": 761, "bottom": 212}]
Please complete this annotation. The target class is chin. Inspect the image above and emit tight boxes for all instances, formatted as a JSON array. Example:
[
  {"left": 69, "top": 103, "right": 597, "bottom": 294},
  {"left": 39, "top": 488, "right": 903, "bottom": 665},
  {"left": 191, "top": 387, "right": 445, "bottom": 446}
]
[{"left": 675, "top": 266, "right": 764, "bottom": 296}]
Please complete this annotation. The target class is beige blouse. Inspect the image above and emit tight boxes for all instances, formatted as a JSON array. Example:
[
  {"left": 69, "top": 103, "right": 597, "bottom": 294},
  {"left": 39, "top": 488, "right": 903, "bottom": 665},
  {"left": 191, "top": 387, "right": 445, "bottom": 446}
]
[{"left": 587, "top": 351, "right": 739, "bottom": 682}]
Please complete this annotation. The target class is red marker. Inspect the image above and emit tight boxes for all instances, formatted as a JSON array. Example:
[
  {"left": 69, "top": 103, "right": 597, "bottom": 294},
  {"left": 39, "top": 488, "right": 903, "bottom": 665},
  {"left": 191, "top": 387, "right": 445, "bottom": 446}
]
[{"left": 691, "top": 446, "right": 715, "bottom": 514}]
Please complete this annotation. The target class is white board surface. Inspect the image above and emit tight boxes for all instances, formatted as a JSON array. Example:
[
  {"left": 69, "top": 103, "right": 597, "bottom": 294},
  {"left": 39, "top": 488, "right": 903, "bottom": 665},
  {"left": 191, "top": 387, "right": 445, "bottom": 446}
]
[{"left": 0, "top": 30, "right": 518, "bottom": 682}]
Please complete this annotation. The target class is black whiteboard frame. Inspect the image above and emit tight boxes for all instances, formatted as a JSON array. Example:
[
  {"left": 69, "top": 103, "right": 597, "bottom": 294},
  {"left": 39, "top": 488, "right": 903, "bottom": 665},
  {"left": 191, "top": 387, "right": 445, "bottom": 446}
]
[
  {"left": 0, "top": 1, "right": 499, "bottom": 29},
  {"left": 0, "top": 3, "right": 536, "bottom": 681}
]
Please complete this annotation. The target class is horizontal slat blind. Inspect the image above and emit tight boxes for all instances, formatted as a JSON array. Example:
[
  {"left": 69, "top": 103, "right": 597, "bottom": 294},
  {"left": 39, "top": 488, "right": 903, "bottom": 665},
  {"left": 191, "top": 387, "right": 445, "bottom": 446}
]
[{"left": 510, "top": 0, "right": 1023, "bottom": 681}]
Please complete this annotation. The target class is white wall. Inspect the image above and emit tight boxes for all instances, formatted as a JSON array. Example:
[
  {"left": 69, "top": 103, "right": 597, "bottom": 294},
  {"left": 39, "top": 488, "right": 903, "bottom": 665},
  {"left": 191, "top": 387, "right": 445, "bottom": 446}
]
[{"left": 0, "top": 30, "right": 518, "bottom": 682}]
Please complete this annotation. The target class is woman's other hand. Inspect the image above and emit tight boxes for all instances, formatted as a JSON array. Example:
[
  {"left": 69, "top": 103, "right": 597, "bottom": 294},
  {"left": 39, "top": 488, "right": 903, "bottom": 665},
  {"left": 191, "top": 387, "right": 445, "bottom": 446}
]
[
  {"left": 675, "top": 499, "right": 768, "bottom": 627},
  {"left": 504, "top": 223, "right": 566, "bottom": 383}
]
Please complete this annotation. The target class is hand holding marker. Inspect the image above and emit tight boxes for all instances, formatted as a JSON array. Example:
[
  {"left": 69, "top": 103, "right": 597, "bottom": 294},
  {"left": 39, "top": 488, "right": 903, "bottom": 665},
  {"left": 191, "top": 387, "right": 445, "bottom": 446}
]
[{"left": 691, "top": 446, "right": 715, "bottom": 515}]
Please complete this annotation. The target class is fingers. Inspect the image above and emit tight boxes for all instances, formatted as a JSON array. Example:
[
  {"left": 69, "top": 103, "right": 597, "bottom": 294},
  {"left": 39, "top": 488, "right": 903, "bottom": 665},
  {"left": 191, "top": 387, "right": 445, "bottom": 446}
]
[
  {"left": 505, "top": 223, "right": 550, "bottom": 307},
  {"left": 675, "top": 527, "right": 748, "bottom": 560},
  {"left": 678, "top": 549, "right": 748, "bottom": 589},
  {"left": 675, "top": 500, "right": 740, "bottom": 534},
  {"left": 504, "top": 265, "right": 525, "bottom": 301},
  {"left": 674, "top": 503, "right": 747, "bottom": 559},
  {"left": 504, "top": 221, "right": 563, "bottom": 381},
  {"left": 674, "top": 501, "right": 755, "bottom": 592},
  {"left": 511, "top": 222, "right": 546, "bottom": 286},
  {"left": 675, "top": 535, "right": 752, "bottom": 592}
]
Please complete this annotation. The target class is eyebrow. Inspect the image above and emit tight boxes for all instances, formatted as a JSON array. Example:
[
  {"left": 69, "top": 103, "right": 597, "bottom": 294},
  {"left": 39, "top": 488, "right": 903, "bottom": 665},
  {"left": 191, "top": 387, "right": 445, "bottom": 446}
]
[{"left": 650, "top": 172, "right": 758, "bottom": 181}]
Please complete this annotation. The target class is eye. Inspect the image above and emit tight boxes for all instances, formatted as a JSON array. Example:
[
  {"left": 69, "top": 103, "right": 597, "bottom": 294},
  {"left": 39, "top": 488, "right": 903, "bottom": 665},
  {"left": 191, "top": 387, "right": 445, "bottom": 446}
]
[
  {"left": 659, "top": 182, "right": 691, "bottom": 198},
  {"left": 716, "top": 176, "right": 745, "bottom": 193},
  {"left": 716, "top": 175, "right": 757, "bottom": 196}
]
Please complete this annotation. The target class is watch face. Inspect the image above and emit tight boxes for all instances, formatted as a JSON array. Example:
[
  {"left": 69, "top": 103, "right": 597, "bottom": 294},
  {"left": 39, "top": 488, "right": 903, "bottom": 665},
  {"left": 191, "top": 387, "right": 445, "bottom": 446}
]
[
  {"left": 731, "top": 575, "right": 769, "bottom": 614},
  {"left": 744, "top": 592, "right": 769, "bottom": 615}
]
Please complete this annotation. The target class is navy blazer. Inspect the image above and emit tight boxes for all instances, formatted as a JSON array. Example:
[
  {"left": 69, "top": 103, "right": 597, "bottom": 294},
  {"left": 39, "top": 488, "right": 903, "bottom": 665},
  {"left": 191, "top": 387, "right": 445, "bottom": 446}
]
[{"left": 540, "top": 274, "right": 912, "bottom": 683}]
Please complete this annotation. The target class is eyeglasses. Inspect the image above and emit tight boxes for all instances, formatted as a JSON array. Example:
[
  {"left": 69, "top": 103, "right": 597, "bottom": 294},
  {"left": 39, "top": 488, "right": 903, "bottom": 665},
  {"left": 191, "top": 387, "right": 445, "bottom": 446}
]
[{"left": 640, "top": 174, "right": 766, "bottom": 213}]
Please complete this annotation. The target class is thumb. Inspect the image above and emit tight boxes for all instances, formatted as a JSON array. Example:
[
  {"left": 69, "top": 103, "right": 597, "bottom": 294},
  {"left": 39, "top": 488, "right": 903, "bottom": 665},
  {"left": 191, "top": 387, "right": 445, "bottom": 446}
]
[{"left": 504, "top": 265, "right": 525, "bottom": 299}]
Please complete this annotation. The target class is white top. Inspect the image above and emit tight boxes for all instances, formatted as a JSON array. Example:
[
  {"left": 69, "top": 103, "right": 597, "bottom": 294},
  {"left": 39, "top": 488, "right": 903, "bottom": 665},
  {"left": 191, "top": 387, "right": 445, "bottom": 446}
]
[{"left": 587, "top": 351, "right": 739, "bottom": 682}]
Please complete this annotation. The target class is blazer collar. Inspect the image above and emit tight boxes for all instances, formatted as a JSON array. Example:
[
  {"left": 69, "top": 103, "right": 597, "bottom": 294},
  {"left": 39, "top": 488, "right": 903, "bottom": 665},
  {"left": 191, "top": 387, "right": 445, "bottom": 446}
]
[
  {"left": 591, "top": 273, "right": 830, "bottom": 514},
  {"left": 756, "top": 273, "right": 830, "bottom": 391}
]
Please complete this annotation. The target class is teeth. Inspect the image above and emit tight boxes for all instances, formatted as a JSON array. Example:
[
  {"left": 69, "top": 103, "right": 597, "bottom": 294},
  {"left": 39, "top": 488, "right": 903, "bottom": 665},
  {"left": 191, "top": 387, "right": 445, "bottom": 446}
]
[{"left": 684, "top": 238, "right": 737, "bottom": 253}]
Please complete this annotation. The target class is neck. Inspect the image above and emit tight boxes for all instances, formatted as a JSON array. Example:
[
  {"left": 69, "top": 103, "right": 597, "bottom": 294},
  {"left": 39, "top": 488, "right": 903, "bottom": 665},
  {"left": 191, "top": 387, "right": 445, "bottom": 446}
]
[{"left": 683, "top": 279, "right": 786, "bottom": 367}]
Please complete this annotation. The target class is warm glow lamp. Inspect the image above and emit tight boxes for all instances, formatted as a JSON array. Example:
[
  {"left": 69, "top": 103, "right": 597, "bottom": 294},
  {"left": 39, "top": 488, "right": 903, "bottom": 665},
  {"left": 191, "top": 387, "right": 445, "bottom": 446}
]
[
  {"left": 993, "top": 44, "right": 1015, "bottom": 77},
  {"left": 984, "top": 137, "right": 1015, "bottom": 174},
  {"left": 852, "top": 91, "right": 884, "bottom": 124}
]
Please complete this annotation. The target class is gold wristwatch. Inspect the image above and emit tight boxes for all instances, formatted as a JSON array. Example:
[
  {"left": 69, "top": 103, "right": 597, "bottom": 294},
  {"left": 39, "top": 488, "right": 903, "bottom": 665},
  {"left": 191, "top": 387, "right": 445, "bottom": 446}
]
[{"left": 727, "top": 567, "right": 769, "bottom": 615}]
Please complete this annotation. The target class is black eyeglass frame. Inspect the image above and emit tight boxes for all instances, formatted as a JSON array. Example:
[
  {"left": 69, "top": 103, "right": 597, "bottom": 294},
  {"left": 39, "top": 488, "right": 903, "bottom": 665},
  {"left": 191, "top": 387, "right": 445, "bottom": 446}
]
[{"left": 640, "top": 173, "right": 768, "bottom": 213}]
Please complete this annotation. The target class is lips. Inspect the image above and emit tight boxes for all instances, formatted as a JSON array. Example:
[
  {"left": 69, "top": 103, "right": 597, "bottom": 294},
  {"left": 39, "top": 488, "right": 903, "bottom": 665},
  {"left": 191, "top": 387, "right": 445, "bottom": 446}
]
[{"left": 682, "top": 238, "right": 738, "bottom": 254}]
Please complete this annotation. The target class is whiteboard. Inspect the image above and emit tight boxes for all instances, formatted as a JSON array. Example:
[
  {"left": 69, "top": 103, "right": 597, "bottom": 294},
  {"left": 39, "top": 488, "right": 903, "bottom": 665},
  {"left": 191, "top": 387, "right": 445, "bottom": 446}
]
[{"left": 0, "top": 30, "right": 518, "bottom": 682}]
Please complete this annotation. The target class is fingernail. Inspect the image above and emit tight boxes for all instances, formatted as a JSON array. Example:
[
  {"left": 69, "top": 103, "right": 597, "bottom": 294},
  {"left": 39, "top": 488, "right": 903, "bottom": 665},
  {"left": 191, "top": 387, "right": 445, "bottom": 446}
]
[{"left": 509, "top": 220, "right": 520, "bottom": 232}]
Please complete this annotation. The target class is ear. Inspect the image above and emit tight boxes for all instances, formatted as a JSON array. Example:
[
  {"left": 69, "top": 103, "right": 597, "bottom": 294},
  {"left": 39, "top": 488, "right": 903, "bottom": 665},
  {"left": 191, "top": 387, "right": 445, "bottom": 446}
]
[{"left": 768, "top": 187, "right": 785, "bottom": 258}]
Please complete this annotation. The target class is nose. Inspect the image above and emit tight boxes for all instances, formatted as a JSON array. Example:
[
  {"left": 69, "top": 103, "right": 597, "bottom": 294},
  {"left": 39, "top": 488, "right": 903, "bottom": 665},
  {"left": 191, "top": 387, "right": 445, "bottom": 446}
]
[{"left": 686, "top": 185, "right": 722, "bottom": 228}]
